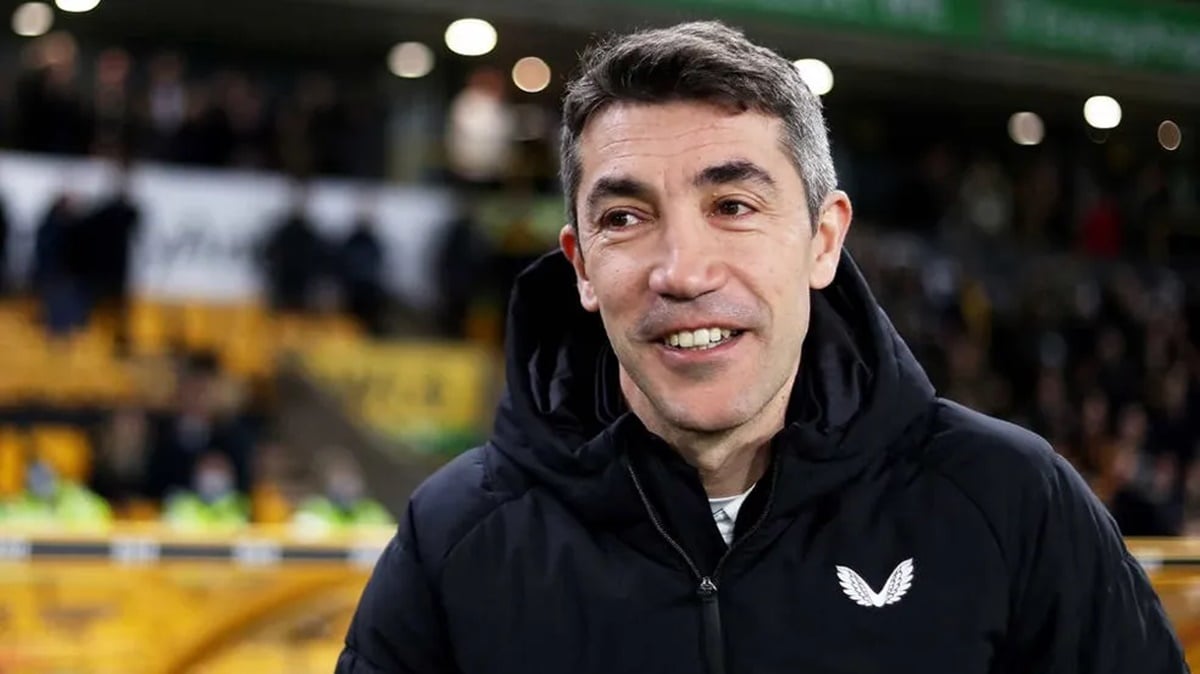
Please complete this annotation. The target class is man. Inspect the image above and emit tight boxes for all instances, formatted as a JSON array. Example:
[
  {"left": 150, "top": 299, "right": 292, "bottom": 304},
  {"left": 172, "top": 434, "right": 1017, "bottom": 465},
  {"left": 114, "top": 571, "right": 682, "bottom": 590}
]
[{"left": 337, "top": 21, "right": 1186, "bottom": 674}]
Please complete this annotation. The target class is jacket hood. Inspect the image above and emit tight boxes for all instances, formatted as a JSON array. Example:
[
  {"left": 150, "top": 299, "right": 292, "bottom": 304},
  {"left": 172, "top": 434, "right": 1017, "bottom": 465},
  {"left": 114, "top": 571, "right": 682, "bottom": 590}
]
[{"left": 491, "top": 249, "right": 936, "bottom": 521}]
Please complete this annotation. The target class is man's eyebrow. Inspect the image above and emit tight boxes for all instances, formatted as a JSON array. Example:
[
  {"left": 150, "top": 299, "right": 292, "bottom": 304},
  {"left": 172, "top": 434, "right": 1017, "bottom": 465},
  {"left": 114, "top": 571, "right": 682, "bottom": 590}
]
[
  {"left": 584, "top": 175, "right": 654, "bottom": 219},
  {"left": 693, "top": 160, "right": 777, "bottom": 193}
]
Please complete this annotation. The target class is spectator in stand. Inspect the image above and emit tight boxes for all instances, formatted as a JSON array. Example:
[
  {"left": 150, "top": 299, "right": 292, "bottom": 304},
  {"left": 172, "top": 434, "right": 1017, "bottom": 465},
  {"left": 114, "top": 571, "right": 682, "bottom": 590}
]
[
  {"left": 89, "top": 47, "right": 135, "bottom": 159},
  {"left": 1078, "top": 180, "right": 1124, "bottom": 259},
  {"left": 434, "top": 203, "right": 491, "bottom": 338},
  {"left": 89, "top": 405, "right": 153, "bottom": 517},
  {"left": 1094, "top": 325, "right": 1138, "bottom": 410},
  {"left": 0, "top": 188, "right": 8, "bottom": 295},
  {"left": 292, "top": 449, "right": 392, "bottom": 532},
  {"left": 0, "top": 460, "right": 112, "bottom": 527},
  {"left": 956, "top": 155, "right": 1013, "bottom": 240},
  {"left": 32, "top": 191, "right": 89, "bottom": 336},
  {"left": 338, "top": 202, "right": 387, "bottom": 334},
  {"left": 145, "top": 353, "right": 254, "bottom": 501},
  {"left": 261, "top": 182, "right": 330, "bottom": 312},
  {"left": 224, "top": 72, "right": 273, "bottom": 170},
  {"left": 141, "top": 51, "right": 189, "bottom": 161},
  {"left": 1107, "top": 435, "right": 1181, "bottom": 537},
  {"left": 277, "top": 73, "right": 341, "bottom": 177},
  {"left": 73, "top": 162, "right": 141, "bottom": 342},
  {"left": 13, "top": 32, "right": 91, "bottom": 155},
  {"left": 162, "top": 450, "right": 249, "bottom": 530},
  {"left": 1149, "top": 363, "right": 1198, "bottom": 484},
  {"left": 1028, "top": 367, "right": 1073, "bottom": 445}
]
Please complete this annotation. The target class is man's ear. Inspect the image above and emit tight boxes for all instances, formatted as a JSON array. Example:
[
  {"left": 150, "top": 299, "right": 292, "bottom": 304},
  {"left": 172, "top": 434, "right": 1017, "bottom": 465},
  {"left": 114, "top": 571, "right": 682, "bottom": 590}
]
[
  {"left": 808, "top": 190, "right": 853, "bottom": 290},
  {"left": 560, "top": 224, "right": 599, "bottom": 312}
]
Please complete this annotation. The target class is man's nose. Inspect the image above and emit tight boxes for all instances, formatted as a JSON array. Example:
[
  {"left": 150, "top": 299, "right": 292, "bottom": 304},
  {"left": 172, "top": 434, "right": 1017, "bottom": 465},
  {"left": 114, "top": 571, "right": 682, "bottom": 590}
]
[{"left": 647, "top": 218, "right": 728, "bottom": 300}]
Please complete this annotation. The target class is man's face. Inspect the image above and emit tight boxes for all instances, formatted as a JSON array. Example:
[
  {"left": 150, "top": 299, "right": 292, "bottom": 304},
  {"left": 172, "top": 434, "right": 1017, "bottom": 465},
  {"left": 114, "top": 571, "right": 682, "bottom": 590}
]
[{"left": 561, "top": 101, "right": 850, "bottom": 437}]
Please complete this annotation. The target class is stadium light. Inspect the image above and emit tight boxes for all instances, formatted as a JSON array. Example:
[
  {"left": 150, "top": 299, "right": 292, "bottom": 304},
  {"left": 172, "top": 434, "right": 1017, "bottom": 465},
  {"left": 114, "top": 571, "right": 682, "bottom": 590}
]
[
  {"left": 512, "top": 56, "right": 551, "bottom": 93},
  {"left": 793, "top": 58, "right": 833, "bottom": 96},
  {"left": 445, "top": 18, "right": 496, "bottom": 57},
  {"left": 388, "top": 42, "right": 434, "bottom": 79},
  {"left": 1007, "top": 112, "right": 1044, "bottom": 146},
  {"left": 12, "top": 2, "right": 53, "bottom": 36},
  {"left": 1083, "top": 96, "right": 1121, "bottom": 130},
  {"left": 54, "top": 0, "right": 99, "bottom": 13},
  {"left": 1158, "top": 121, "right": 1182, "bottom": 151}
]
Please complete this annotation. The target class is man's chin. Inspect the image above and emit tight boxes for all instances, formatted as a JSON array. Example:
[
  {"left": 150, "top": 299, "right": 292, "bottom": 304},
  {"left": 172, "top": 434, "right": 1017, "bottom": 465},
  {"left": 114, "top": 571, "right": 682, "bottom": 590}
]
[{"left": 655, "top": 401, "right": 749, "bottom": 436}]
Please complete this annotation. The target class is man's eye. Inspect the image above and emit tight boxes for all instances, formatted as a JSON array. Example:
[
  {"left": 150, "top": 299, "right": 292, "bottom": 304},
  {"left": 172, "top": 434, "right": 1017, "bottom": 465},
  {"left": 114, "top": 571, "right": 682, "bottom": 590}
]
[
  {"left": 601, "top": 211, "right": 641, "bottom": 229},
  {"left": 714, "top": 200, "right": 754, "bottom": 217}
]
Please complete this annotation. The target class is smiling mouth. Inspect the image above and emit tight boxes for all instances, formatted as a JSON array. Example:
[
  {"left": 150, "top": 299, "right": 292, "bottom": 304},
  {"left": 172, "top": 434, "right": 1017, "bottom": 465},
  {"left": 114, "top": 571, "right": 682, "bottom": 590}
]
[{"left": 661, "top": 327, "right": 744, "bottom": 351}]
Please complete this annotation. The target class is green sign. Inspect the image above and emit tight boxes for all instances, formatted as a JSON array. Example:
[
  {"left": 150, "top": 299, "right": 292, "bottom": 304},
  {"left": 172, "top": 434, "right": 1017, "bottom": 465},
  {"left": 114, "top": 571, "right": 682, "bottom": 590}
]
[
  {"left": 600, "top": 0, "right": 1200, "bottom": 73},
  {"left": 1002, "top": 0, "right": 1200, "bottom": 73},
  {"left": 619, "top": 0, "right": 984, "bottom": 41}
]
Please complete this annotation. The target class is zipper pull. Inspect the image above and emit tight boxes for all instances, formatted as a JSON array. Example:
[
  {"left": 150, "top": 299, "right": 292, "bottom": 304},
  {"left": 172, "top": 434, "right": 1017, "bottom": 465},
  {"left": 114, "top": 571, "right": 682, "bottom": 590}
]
[{"left": 697, "top": 576, "right": 718, "bottom": 598}]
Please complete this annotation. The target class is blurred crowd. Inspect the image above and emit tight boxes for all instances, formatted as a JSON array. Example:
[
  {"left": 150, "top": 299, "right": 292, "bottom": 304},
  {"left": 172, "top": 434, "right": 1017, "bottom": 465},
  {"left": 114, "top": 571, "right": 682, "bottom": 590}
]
[
  {"left": 836, "top": 110, "right": 1199, "bottom": 266},
  {"left": 0, "top": 32, "right": 1197, "bottom": 538},
  {"left": 0, "top": 168, "right": 397, "bottom": 338},
  {"left": 1, "top": 349, "right": 393, "bottom": 532},
  {"left": 2, "top": 32, "right": 386, "bottom": 178},
  {"left": 854, "top": 228, "right": 1199, "bottom": 536}
]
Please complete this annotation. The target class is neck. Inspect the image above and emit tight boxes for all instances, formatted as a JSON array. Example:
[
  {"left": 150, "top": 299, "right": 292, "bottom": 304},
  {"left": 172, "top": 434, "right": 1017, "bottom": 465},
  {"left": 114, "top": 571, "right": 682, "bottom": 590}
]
[
  {"left": 621, "top": 371, "right": 792, "bottom": 498},
  {"left": 687, "top": 434, "right": 772, "bottom": 497}
]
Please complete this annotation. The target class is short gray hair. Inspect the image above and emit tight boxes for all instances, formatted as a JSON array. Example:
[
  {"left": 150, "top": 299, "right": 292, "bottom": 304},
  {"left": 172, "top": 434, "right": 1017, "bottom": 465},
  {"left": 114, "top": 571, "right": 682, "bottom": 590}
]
[{"left": 560, "top": 20, "right": 836, "bottom": 230}]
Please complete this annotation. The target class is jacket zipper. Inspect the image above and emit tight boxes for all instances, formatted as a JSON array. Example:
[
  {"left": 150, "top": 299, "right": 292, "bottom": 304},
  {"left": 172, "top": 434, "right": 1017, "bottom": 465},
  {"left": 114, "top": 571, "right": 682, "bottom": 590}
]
[{"left": 625, "top": 458, "right": 779, "bottom": 674}]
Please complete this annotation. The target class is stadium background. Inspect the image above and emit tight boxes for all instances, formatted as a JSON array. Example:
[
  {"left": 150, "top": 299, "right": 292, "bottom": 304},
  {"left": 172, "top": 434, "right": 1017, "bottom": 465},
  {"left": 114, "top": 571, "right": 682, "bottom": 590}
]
[{"left": 0, "top": 0, "right": 1198, "bottom": 670}]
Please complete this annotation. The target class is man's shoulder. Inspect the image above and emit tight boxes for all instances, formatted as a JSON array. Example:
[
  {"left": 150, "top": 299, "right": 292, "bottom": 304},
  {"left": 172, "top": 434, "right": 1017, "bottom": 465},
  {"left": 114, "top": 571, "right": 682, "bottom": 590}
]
[
  {"left": 919, "top": 398, "right": 1063, "bottom": 480},
  {"left": 405, "top": 443, "right": 531, "bottom": 563},
  {"left": 914, "top": 399, "right": 1095, "bottom": 534}
]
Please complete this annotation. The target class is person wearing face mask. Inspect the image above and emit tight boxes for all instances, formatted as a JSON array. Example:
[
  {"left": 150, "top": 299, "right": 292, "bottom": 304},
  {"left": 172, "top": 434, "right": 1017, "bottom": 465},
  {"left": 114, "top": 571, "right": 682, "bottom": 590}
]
[
  {"left": 293, "top": 453, "right": 393, "bottom": 533},
  {"left": 1, "top": 460, "right": 112, "bottom": 528},
  {"left": 162, "top": 451, "right": 249, "bottom": 531}
]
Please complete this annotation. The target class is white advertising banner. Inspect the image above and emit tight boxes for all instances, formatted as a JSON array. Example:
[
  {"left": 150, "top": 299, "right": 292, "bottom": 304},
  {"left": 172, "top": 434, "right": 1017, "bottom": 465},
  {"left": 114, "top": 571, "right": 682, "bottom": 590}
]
[{"left": 0, "top": 152, "right": 457, "bottom": 307}]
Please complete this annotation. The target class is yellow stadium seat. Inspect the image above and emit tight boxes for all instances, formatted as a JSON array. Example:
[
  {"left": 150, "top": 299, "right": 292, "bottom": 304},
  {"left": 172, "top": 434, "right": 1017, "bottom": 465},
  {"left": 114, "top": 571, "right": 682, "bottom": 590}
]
[
  {"left": 127, "top": 299, "right": 173, "bottom": 356},
  {"left": 30, "top": 425, "right": 93, "bottom": 484},
  {"left": 182, "top": 302, "right": 235, "bottom": 352},
  {"left": 210, "top": 303, "right": 274, "bottom": 378},
  {"left": 0, "top": 368, "right": 25, "bottom": 405},
  {"left": 0, "top": 428, "right": 27, "bottom": 497},
  {"left": 117, "top": 498, "right": 160, "bottom": 522},
  {"left": 252, "top": 482, "right": 293, "bottom": 524},
  {"left": 272, "top": 313, "right": 308, "bottom": 351},
  {"left": 223, "top": 339, "right": 273, "bottom": 380},
  {"left": 321, "top": 314, "right": 364, "bottom": 339},
  {"left": 0, "top": 296, "right": 38, "bottom": 323}
]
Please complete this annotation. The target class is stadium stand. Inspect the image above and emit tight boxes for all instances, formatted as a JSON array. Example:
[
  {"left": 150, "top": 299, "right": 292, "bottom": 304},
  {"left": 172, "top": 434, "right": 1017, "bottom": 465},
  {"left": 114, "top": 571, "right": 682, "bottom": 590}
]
[{"left": 0, "top": 0, "right": 1198, "bottom": 669}]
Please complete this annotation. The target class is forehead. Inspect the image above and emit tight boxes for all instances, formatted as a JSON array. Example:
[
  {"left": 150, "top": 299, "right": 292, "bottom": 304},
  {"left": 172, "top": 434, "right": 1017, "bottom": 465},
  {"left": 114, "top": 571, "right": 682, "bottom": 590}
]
[{"left": 577, "top": 101, "right": 795, "bottom": 185}]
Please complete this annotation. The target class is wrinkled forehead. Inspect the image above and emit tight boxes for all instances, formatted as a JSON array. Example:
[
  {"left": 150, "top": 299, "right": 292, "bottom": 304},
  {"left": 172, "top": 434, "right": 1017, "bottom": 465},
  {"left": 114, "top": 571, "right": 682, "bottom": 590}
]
[{"left": 577, "top": 101, "right": 794, "bottom": 188}]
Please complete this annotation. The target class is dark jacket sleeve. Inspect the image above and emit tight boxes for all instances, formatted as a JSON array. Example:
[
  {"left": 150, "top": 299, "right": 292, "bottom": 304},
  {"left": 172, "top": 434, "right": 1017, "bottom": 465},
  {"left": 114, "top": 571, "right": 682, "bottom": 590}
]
[
  {"left": 1004, "top": 453, "right": 1187, "bottom": 672},
  {"left": 336, "top": 504, "right": 458, "bottom": 674}
]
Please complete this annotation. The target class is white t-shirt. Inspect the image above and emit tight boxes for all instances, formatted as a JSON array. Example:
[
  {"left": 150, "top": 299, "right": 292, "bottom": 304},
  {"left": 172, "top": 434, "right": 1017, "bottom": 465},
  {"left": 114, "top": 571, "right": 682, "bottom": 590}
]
[{"left": 709, "top": 484, "right": 756, "bottom": 546}]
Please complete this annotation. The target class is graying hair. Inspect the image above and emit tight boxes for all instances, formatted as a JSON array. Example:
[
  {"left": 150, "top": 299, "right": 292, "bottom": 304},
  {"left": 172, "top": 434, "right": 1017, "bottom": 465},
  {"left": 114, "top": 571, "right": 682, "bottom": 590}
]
[{"left": 560, "top": 20, "right": 837, "bottom": 230}]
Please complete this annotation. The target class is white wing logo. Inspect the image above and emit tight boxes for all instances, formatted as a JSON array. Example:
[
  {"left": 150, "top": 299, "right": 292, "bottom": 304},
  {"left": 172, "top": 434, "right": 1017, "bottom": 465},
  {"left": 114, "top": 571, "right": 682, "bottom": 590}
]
[{"left": 835, "top": 558, "right": 914, "bottom": 608}]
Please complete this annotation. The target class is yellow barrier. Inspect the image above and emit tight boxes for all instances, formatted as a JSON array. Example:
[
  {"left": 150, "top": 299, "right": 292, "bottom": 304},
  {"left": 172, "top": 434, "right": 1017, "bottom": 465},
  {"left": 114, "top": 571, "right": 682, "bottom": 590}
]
[
  {"left": 0, "top": 530, "right": 1197, "bottom": 673},
  {"left": 298, "top": 339, "right": 495, "bottom": 450},
  {"left": 0, "top": 523, "right": 393, "bottom": 674}
]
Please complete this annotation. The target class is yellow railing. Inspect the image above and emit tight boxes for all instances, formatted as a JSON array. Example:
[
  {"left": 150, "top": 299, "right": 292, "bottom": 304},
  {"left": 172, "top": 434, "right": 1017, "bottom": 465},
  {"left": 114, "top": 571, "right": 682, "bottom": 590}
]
[
  {"left": 0, "top": 529, "right": 1197, "bottom": 673},
  {"left": 0, "top": 523, "right": 393, "bottom": 674}
]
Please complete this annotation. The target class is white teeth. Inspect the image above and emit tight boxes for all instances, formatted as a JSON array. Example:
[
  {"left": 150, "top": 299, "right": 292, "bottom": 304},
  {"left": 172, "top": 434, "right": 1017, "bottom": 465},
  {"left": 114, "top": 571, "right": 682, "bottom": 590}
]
[{"left": 663, "top": 327, "right": 739, "bottom": 350}]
